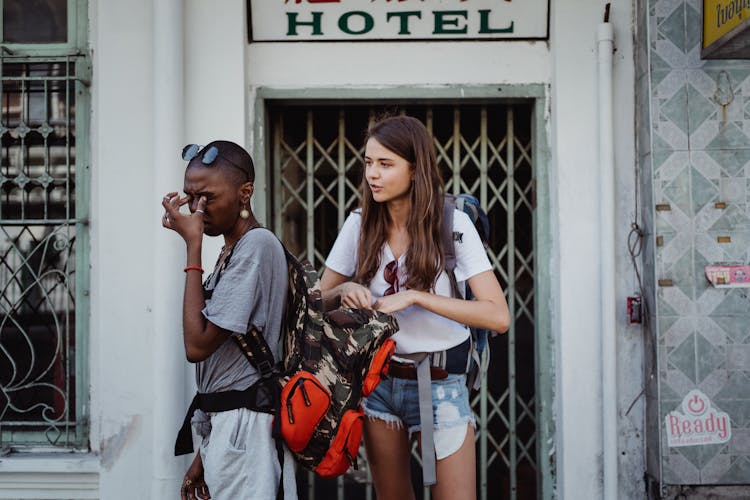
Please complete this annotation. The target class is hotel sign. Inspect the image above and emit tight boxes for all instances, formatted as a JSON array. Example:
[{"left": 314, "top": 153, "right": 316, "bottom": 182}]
[
  {"left": 249, "top": 0, "right": 549, "bottom": 42},
  {"left": 702, "top": 0, "right": 750, "bottom": 58}
]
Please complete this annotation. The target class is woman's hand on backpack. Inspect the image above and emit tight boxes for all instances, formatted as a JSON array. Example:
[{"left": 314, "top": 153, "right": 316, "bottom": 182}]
[
  {"left": 373, "top": 290, "right": 417, "bottom": 314},
  {"left": 181, "top": 452, "right": 210, "bottom": 500},
  {"left": 338, "top": 282, "right": 374, "bottom": 309},
  {"left": 162, "top": 192, "right": 206, "bottom": 247},
  {"left": 320, "top": 269, "right": 374, "bottom": 310}
]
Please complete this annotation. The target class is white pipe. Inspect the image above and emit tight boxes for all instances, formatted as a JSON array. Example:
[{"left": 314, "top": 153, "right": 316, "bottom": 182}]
[
  {"left": 598, "top": 21, "right": 618, "bottom": 500},
  {"left": 151, "top": 0, "right": 186, "bottom": 498}
]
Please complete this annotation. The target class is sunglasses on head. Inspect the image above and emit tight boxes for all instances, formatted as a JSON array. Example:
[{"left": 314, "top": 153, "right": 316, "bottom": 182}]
[
  {"left": 181, "top": 144, "right": 250, "bottom": 181},
  {"left": 384, "top": 259, "right": 399, "bottom": 296}
]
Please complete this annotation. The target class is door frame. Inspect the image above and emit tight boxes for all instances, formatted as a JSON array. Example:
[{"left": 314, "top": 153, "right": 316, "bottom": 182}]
[{"left": 252, "top": 84, "right": 556, "bottom": 499}]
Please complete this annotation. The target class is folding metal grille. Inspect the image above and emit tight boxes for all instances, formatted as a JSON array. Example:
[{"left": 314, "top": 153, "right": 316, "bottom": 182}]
[
  {"left": 0, "top": 57, "right": 88, "bottom": 449},
  {"left": 269, "top": 103, "right": 536, "bottom": 500}
]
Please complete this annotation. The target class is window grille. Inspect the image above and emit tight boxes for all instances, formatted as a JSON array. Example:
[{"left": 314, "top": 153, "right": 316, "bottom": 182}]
[{"left": 0, "top": 55, "right": 89, "bottom": 449}]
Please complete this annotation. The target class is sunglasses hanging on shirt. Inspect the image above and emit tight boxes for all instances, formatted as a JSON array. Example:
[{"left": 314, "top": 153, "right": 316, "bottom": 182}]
[{"left": 384, "top": 260, "right": 399, "bottom": 296}]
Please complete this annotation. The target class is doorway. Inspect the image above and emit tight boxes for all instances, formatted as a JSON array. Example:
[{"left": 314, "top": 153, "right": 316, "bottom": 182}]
[{"left": 266, "top": 101, "right": 541, "bottom": 500}]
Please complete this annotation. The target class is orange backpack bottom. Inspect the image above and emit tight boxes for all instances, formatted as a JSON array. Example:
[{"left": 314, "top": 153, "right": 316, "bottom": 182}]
[{"left": 314, "top": 409, "right": 364, "bottom": 477}]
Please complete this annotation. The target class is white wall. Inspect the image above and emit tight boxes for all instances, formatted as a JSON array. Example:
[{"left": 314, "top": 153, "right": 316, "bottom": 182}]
[
  {"left": 184, "top": 0, "right": 248, "bottom": 267},
  {"left": 550, "top": 1, "right": 605, "bottom": 497},
  {"left": 246, "top": 2, "right": 641, "bottom": 499},
  {"left": 609, "top": 1, "right": 647, "bottom": 498},
  {"left": 89, "top": 0, "right": 250, "bottom": 496},
  {"left": 549, "top": 0, "right": 641, "bottom": 499},
  {"left": 0, "top": 0, "right": 644, "bottom": 498},
  {"left": 90, "top": 0, "right": 249, "bottom": 497},
  {"left": 247, "top": 41, "right": 551, "bottom": 87},
  {"left": 89, "top": 0, "right": 160, "bottom": 497}
]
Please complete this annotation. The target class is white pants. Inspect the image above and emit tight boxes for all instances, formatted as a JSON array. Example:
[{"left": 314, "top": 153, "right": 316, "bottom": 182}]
[{"left": 199, "top": 408, "right": 297, "bottom": 500}]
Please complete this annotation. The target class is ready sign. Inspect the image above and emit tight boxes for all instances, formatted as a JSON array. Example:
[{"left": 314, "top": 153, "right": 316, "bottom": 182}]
[
  {"left": 249, "top": 0, "right": 549, "bottom": 41},
  {"left": 665, "top": 389, "right": 732, "bottom": 447}
]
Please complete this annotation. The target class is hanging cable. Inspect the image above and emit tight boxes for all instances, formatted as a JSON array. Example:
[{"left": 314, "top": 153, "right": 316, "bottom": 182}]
[{"left": 623, "top": 144, "right": 656, "bottom": 418}]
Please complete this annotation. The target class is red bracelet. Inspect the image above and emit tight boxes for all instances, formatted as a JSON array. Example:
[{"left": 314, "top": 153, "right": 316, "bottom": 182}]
[{"left": 183, "top": 266, "right": 204, "bottom": 274}]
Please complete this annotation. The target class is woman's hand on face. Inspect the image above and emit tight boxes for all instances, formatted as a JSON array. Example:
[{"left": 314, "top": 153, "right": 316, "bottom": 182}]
[
  {"left": 162, "top": 192, "right": 205, "bottom": 245},
  {"left": 373, "top": 290, "right": 417, "bottom": 314},
  {"left": 338, "top": 282, "right": 374, "bottom": 310}
]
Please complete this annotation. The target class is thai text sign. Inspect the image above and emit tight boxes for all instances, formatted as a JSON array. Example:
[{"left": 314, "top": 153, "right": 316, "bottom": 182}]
[
  {"left": 705, "top": 264, "right": 750, "bottom": 287},
  {"left": 703, "top": 0, "right": 750, "bottom": 48},
  {"left": 249, "top": 0, "right": 549, "bottom": 41},
  {"left": 665, "top": 390, "right": 732, "bottom": 447}
]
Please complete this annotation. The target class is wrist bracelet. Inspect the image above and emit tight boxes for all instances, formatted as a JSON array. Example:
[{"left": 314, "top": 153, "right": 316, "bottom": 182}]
[{"left": 184, "top": 266, "right": 204, "bottom": 274}]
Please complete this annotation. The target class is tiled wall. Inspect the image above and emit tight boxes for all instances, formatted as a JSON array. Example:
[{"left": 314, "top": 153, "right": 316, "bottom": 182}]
[{"left": 641, "top": 0, "right": 750, "bottom": 486}]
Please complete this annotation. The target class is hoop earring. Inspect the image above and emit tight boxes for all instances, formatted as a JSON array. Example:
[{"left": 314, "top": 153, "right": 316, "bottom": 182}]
[{"left": 240, "top": 209, "right": 250, "bottom": 219}]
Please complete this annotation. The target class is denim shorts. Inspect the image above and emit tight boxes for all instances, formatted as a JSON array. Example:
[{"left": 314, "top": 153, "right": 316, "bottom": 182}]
[{"left": 362, "top": 373, "right": 475, "bottom": 459}]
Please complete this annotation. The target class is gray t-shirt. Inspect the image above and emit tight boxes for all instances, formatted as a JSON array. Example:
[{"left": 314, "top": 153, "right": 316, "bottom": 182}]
[{"left": 196, "top": 228, "right": 288, "bottom": 393}]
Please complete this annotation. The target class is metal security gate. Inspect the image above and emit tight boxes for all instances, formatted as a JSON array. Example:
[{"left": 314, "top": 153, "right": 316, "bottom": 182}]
[
  {"left": 269, "top": 103, "right": 536, "bottom": 500},
  {"left": 0, "top": 56, "right": 89, "bottom": 450}
]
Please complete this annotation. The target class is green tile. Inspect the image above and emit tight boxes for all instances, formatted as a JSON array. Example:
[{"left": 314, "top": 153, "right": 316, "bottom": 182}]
[
  {"left": 672, "top": 246, "right": 696, "bottom": 299},
  {"left": 658, "top": 5, "right": 686, "bottom": 52},
  {"left": 702, "top": 68, "right": 750, "bottom": 90},
  {"left": 715, "top": 372, "right": 750, "bottom": 400},
  {"left": 685, "top": 4, "right": 701, "bottom": 54},
  {"left": 695, "top": 333, "right": 724, "bottom": 383},
  {"left": 660, "top": 314, "right": 681, "bottom": 334},
  {"left": 676, "top": 443, "right": 726, "bottom": 471},
  {"left": 705, "top": 149, "right": 750, "bottom": 177},
  {"left": 652, "top": 67, "right": 671, "bottom": 86},
  {"left": 691, "top": 167, "right": 718, "bottom": 214},
  {"left": 719, "top": 457, "right": 750, "bottom": 484},
  {"left": 710, "top": 290, "right": 750, "bottom": 316},
  {"left": 662, "top": 458, "right": 695, "bottom": 485},
  {"left": 709, "top": 205, "right": 750, "bottom": 231},
  {"left": 707, "top": 231, "right": 750, "bottom": 262},
  {"left": 654, "top": 149, "right": 677, "bottom": 169},
  {"left": 659, "top": 382, "right": 682, "bottom": 403},
  {"left": 711, "top": 316, "right": 750, "bottom": 343},
  {"left": 669, "top": 333, "right": 697, "bottom": 383},
  {"left": 662, "top": 86, "right": 690, "bottom": 134},
  {"left": 687, "top": 84, "right": 718, "bottom": 135},
  {"left": 706, "top": 123, "right": 750, "bottom": 150},
  {"left": 715, "top": 399, "right": 750, "bottom": 427},
  {"left": 694, "top": 249, "right": 713, "bottom": 295},
  {"left": 660, "top": 398, "right": 683, "bottom": 423},
  {"left": 653, "top": 132, "right": 674, "bottom": 151},
  {"left": 662, "top": 165, "right": 692, "bottom": 215},
  {"left": 728, "top": 345, "right": 750, "bottom": 370}
]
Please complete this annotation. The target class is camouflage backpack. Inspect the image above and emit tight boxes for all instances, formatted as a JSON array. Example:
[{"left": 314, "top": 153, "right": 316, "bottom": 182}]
[{"left": 233, "top": 243, "right": 398, "bottom": 477}]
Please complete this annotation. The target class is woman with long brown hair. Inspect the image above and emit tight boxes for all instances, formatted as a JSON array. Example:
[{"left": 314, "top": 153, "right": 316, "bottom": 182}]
[{"left": 321, "top": 116, "right": 510, "bottom": 500}]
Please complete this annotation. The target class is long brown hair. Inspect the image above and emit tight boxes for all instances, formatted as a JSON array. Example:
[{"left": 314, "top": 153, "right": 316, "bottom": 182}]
[{"left": 354, "top": 115, "right": 445, "bottom": 291}]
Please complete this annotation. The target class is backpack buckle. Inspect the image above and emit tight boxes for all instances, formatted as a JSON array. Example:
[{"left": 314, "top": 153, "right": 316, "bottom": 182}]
[{"left": 257, "top": 359, "right": 278, "bottom": 379}]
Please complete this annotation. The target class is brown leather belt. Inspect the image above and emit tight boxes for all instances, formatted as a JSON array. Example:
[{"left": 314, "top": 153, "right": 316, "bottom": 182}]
[{"left": 388, "top": 361, "right": 448, "bottom": 380}]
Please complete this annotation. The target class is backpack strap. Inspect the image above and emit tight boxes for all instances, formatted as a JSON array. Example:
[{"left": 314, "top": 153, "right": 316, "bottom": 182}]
[
  {"left": 438, "top": 195, "right": 482, "bottom": 389},
  {"left": 232, "top": 328, "right": 279, "bottom": 379},
  {"left": 395, "top": 352, "right": 437, "bottom": 487},
  {"left": 416, "top": 356, "right": 437, "bottom": 486},
  {"left": 174, "top": 382, "right": 276, "bottom": 455},
  {"left": 441, "top": 195, "right": 462, "bottom": 300}
]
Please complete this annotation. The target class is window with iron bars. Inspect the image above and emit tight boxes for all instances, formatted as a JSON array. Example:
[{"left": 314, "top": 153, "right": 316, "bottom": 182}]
[{"left": 0, "top": 0, "right": 89, "bottom": 450}]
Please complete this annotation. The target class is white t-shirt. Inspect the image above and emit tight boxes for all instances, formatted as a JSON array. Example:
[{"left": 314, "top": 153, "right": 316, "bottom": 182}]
[{"left": 325, "top": 209, "right": 492, "bottom": 354}]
